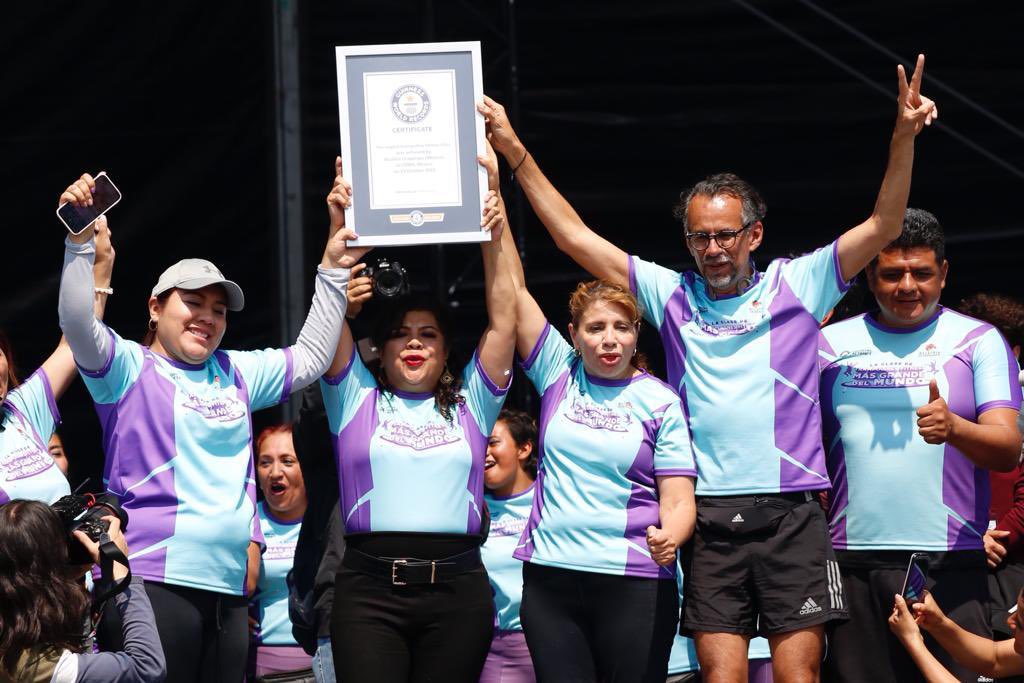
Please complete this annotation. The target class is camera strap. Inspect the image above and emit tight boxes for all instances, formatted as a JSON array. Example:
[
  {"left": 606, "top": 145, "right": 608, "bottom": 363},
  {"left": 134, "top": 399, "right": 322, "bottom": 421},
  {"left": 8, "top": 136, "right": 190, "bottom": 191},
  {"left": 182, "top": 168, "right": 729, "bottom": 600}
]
[{"left": 92, "top": 534, "right": 132, "bottom": 611}]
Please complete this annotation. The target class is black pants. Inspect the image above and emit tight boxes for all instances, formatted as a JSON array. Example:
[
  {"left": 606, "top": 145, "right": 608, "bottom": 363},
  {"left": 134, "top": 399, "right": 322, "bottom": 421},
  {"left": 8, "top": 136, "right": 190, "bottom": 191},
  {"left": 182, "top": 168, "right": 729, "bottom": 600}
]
[
  {"left": 97, "top": 580, "right": 249, "bottom": 683},
  {"left": 520, "top": 562, "right": 679, "bottom": 683},
  {"left": 823, "top": 558, "right": 990, "bottom": 683},
  {"left": 330, "top": 535, "right": 494, "bottom": 683}
]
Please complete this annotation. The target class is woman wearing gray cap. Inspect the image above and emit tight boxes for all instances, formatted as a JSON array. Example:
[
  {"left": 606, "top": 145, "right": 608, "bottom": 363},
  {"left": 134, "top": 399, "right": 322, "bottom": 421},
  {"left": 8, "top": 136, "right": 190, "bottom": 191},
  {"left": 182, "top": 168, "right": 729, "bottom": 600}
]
[{"left": 55, "top": 162, "right": 363, "bottom": 683}]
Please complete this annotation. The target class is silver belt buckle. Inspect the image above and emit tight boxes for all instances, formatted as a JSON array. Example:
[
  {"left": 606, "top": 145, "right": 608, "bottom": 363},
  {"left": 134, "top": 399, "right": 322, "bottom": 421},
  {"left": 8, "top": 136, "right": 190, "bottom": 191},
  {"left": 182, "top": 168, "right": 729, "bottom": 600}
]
[{"left": 391, "top": 559, "right": 408, "bottom": 586}]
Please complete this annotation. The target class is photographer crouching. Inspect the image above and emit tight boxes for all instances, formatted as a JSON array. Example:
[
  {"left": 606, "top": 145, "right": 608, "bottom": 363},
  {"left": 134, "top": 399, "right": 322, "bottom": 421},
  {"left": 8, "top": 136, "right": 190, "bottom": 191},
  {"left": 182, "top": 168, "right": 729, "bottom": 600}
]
[{"left": 0, "top": 498, "right": 165, "bottom": 683}]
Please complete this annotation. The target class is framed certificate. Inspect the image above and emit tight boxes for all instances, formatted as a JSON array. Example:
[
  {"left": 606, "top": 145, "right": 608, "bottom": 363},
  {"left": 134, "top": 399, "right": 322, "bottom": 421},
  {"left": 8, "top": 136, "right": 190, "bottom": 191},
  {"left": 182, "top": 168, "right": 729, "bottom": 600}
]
[{"left": 335, "top": 41, "right": 488, "bottom": 247}]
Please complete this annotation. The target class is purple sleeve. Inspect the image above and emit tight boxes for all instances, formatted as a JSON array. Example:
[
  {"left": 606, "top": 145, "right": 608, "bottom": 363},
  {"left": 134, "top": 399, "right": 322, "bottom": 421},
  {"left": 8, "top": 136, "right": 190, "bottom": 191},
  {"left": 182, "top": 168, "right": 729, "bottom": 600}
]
[{"left": 74, "top": 577, "right": 166, "bottom": 682}]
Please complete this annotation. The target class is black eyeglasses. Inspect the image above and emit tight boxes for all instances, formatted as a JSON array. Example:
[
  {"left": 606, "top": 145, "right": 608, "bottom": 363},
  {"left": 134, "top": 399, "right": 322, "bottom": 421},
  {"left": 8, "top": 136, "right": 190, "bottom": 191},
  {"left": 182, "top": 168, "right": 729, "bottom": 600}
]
[{"left": 685, "top": 221, "right": 755, "bottom": 250}]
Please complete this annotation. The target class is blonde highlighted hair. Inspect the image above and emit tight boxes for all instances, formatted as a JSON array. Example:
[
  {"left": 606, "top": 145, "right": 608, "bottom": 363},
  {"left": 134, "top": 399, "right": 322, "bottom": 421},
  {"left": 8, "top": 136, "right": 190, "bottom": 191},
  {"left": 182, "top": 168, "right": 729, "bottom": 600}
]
[
  {"left": 567, "top": 280, "right": 648, "bottom": 371},
  {"left": 568, "top": 280, "right": 644, "bottom": 328}
]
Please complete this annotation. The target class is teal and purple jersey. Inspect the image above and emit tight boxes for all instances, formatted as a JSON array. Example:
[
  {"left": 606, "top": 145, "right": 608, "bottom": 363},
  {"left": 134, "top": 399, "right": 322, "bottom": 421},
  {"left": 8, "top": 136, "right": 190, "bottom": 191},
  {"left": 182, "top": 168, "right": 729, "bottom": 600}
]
[
  {"left": 0, "top": 370, "right": 70, "bottom": 504},
  {"left": 514, "top": 322, "right": 696, "bottom": 579},
  {"left": 819, "top": 307, "right": 1023, "bottom": 552},
  {"left": 482, "top": 484, "right": 534, "bottom": 632},
  {"left": 630, "top": 241, "right": 850, "bottom": 495},
  {"left": 253, "top": 501, "right": 302, "bottom": 647},
  {"left": 321, "top": 351, "right": 508, "bottom": 534},
  {"left": 80, "top": 327, "right": 294, "bottom": 595}
]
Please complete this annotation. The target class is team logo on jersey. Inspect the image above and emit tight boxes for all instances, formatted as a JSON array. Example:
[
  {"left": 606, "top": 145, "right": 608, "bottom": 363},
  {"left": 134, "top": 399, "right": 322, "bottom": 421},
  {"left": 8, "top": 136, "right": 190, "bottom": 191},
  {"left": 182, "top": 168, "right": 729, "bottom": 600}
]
[
  {"left": 918, "top": 342, "right": 941, "bottom": 358},
  {"left": 565, "top": 397, "right": 632, "bottom": 432},
  {"left": 490, "top": 516, "right": 528, "bottom": 538},
  {"left": 837, "top": 349, "right": 872, "bottom": 360},
  {"left": 693, "top": 309, "right": 760, "bottom": 337},
  {"left": 181, "top": 392, "right": 246, "bottom": 422},
  {"left": 391, "top": 85, "right": 431, "bottom": 123},
  {"left": 379, "top": 419, "right": 461, "bottom": 451},
  {"left": 1, "top": 444, "right": 54, "bottom": 482},
  {"left": 840, "top": 362, "right": 934, "bottom": 389},
  {"left": 264, "top": 540, "right": 298, "bottom": 562}
]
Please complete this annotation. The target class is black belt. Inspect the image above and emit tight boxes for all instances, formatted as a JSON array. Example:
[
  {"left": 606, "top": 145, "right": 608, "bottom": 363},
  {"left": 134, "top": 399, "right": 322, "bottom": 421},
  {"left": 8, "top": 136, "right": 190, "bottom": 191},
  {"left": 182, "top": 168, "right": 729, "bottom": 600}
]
[
  {"left": 698, "top": 490, "right": 817, "bottom": 505},
  {"left": 342, "top": 546, "right": 482, "bottom": 586}
]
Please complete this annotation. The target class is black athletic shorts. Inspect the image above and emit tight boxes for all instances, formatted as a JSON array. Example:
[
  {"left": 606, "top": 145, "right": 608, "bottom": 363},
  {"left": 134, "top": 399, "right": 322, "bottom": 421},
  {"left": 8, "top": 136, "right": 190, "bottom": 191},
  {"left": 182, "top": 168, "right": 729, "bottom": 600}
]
[
  {"left": 823, "top": 551, "right": 989, "bottom": 683},
  {"left": 681, "top": 492, "right": 847, "bottom": 637}
]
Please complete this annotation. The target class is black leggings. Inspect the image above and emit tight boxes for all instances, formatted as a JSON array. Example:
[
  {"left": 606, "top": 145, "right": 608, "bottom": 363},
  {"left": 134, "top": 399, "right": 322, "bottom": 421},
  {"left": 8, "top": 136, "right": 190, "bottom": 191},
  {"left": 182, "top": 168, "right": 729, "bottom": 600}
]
[
  {"left": 520, "top": 562, "right": 679, "bottom": 683},
  {"left": 330, "top": 533, "right": 494, "bottom": 683},
  {"left": 97, "top": 580, "right": 249, "bottom": 683}
]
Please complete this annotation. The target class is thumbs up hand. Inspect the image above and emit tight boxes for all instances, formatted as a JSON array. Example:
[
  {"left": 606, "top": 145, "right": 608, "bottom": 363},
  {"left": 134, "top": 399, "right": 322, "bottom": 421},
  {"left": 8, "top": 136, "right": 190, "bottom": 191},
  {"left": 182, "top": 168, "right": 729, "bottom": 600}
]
[{"left": 916, "top": 379, "right": 954, "bottom": 444}]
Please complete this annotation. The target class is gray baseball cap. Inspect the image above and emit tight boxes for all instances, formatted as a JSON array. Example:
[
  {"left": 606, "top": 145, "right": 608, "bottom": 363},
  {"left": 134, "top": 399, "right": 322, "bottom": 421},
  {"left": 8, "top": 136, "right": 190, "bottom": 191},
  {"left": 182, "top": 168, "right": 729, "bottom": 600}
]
[{"left": 151, "top": 258, "right": 245, "bottom": 311}]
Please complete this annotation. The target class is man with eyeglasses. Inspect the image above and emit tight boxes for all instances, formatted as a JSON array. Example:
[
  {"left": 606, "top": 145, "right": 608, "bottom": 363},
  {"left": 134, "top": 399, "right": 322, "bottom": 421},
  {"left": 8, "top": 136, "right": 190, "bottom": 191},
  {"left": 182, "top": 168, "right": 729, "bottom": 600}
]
[{"left": 481, "top": 55, "right": 936, "bottom": 682}]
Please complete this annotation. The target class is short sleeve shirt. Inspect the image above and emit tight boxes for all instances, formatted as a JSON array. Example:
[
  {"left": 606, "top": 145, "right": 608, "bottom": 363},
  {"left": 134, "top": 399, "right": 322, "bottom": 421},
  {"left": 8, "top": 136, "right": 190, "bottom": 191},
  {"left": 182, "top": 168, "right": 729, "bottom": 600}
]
[
  {"left": 819, "top": 308, "right": 1023, "bottom": 552},
  {"left": 630, "top": 241, "right": 849, "bottom": 495},
  {"left": 0, "top": 370, "right": 69, "bottom": 504},
  {"left": 320, "top": 351, "right": 509, "bottom": 534},
  {"left": 79, "top": 326, "right": 294, "bottom": 595},
  {"left": 481, "top": 485, "right": 534, "bottom": 632},
  {"left": 253, "top": 502, "right": 302, "bottom": 646},
  {"left": 514, "top": 323, "right": 696, "bottom": 578}
]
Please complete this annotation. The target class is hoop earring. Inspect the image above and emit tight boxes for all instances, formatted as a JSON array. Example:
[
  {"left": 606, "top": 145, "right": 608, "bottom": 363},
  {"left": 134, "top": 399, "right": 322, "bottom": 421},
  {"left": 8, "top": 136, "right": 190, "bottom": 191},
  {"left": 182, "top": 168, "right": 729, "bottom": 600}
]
[
  {"left": 148, "top": 319, "right": 158, "bottom": 331},
  {"left": 573, "top": 347, "right": 581, "bottom": 357},
  {"left": 440, "top": 365, "right": 455, "bottom": 387}
]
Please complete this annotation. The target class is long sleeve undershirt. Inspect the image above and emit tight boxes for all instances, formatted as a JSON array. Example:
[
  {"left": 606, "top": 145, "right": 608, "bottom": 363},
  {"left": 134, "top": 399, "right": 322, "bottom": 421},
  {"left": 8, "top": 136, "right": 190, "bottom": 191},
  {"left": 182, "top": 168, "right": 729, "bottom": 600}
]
[{"left": 58, "top": 237, "right": 349, "bottom": 392}]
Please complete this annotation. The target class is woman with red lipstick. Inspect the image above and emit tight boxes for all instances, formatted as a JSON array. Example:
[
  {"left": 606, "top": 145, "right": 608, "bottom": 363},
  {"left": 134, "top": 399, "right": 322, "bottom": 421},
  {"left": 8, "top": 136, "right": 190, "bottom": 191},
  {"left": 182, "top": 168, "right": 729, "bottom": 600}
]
[
  {"left": 321, "top": 145, "right": 517, "bottom": 683},
  {"left": 496, "top": 219, "right": 698, "bottom": 683},
  {"left": 56, "top": 160, "right": 363, "bottom": 683},
  {"left": 480, "top": 409, "right": 538, "bottom": 683},
  {"left": 250, "top": 424, "right": 312, "bottom": 678}
]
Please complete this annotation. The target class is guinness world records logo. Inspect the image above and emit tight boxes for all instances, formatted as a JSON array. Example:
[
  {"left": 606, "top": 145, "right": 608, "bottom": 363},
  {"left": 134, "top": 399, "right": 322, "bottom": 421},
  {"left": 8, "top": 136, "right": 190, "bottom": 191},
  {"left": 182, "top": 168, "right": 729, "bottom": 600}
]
[{"left": 391, "top": 85, "right": 431, "bottom": 123}]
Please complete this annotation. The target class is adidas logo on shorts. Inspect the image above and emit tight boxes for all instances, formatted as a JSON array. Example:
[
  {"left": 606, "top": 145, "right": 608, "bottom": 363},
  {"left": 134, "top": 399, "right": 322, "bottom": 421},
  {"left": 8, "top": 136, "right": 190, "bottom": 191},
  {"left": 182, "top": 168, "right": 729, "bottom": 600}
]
[
  {"left": 799, "top": 598, "right": 823, "bottom": 615},
  {"left": 731, "top": 513, "right": 744, "bottom": 523}
]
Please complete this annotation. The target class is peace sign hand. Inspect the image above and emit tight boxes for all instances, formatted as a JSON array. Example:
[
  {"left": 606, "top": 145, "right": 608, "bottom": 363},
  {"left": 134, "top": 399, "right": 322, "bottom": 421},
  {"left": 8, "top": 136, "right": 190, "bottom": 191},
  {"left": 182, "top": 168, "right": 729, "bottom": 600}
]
[{"left": 895, "top": 54, "right": 938, "bottom": 138}]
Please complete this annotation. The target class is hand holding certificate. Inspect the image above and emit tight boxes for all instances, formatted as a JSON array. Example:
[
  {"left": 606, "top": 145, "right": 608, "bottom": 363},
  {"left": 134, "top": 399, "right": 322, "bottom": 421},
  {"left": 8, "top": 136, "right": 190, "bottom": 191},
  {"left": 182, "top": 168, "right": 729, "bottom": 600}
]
[{"left": 335, "top": 41, "right": 489, "bottom": 247}]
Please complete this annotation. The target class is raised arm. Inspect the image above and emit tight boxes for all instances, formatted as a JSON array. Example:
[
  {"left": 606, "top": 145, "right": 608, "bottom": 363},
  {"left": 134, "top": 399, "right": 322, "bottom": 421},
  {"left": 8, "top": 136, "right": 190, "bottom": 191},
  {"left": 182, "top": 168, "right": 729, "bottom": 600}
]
[
  {"left": 836, "top": 54, "right": 938, "bottom": 281},
  {"left": 493, "top": 161, "right": 549, "bottom": 361},
  {"left": 58, "top": 174, "right": 118, "bottom": 372},
  {"left": 43, "top": 211, "right": 115, "bottom": 398},
  {"left": 480, "top": 96, "right": 630, "bottom": 287},
  {"left": 294, "top": 157, "right": 368, "bottom": 385},
  {"left": 476, "top": 143, "right": 516, "bottom": 389}
]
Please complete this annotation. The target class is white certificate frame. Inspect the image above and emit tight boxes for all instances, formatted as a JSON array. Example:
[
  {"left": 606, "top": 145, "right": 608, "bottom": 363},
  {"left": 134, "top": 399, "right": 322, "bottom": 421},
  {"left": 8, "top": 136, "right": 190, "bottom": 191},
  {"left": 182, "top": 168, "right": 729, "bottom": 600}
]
[{"left": 336, "top": 41, "right": 488, "bottom": 247}]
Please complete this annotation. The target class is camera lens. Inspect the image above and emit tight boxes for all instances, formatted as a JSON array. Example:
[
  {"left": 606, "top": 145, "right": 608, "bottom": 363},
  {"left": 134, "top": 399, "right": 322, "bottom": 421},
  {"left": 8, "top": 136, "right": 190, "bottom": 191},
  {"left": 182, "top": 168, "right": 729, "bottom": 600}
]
[{"left": 374, "top": 269, "right": 405, "bottom": 297}]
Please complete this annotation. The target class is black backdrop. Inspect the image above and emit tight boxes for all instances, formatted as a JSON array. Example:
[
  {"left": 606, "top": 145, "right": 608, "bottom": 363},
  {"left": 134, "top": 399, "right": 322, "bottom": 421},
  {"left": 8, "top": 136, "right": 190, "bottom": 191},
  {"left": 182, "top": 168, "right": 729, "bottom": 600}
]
[{"left": 4, "top": 0, "right": 1023, "bottom": 491}]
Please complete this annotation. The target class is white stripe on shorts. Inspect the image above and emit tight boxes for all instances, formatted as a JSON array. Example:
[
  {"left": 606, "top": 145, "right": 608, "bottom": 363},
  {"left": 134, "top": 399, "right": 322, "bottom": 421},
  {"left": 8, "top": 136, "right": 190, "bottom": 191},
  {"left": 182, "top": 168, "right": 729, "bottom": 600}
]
[{"left": 826, "top": 560, "right": 843, "bottom": 610}]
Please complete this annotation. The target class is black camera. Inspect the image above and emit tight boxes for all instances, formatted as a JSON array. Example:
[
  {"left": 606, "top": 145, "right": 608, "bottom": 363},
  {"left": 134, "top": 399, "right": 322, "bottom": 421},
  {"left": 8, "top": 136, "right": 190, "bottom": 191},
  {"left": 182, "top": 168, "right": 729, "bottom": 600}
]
[
  {"left": 363, "top": 258, "right": 409, "bottom": 298},
  {"left": 51, "top": 493, "right": 129, "bottom": 565}
]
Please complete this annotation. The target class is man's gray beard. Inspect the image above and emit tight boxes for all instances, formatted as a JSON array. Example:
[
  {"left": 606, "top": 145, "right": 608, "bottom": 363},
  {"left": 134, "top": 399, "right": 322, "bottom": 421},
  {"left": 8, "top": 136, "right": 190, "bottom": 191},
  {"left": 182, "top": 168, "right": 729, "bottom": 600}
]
[{"left": 703, "top": 265, "right": 739, "bottom": 292}]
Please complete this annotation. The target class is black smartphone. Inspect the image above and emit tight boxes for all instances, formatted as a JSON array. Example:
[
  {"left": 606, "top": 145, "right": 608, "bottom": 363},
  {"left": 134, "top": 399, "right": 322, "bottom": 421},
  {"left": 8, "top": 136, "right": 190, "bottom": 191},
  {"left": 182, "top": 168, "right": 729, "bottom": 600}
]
[
  {"left": 56, "top": 172, "right": 122, "bottom": 235},
  {"left": 900, "top": 552, "right": 930, "bottom": 606}
]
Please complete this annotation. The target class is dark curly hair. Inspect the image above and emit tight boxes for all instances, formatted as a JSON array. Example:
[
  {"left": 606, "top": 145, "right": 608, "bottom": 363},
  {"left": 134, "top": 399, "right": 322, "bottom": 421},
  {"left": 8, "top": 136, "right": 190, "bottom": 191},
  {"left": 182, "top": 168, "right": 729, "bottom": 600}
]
[
  {"left": 370, "top": 295, "right": 465, "bottom": 422},
  {"left": 957, "top": 293, "right": 1024, "bottom": 351},
  {"left": 0, "top": 500, "right": 91, "bottom": 674},
  {"left": 497, "top": 409, "right": 538, "bottom": 479}
]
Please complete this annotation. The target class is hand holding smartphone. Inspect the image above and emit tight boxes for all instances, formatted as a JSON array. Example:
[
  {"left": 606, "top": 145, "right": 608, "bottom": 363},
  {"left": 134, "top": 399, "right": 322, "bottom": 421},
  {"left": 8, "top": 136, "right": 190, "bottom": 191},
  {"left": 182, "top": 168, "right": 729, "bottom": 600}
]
[
  {"left": 56, "top": 172, "right": 122, "bottom": 235},
  {"left": 900, "top": 552, "right": 930, "bottom": 607}
]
